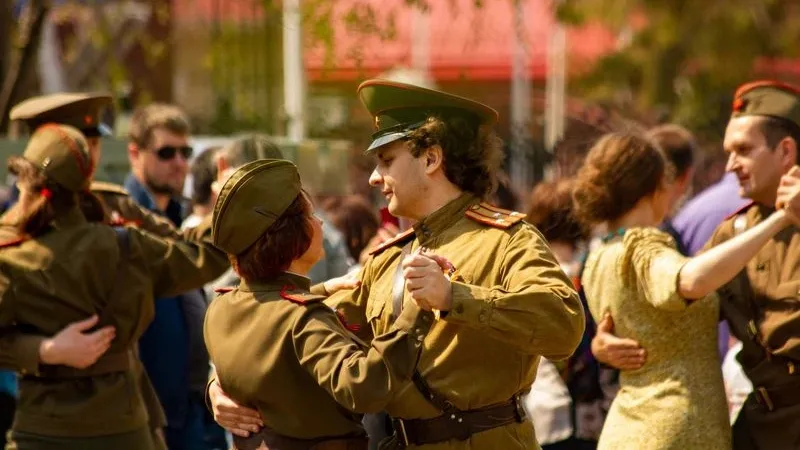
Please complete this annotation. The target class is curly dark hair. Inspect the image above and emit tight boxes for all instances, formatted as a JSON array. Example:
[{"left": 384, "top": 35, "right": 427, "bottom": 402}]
[
  {"left": 572, "top": 132, "right": 671, "bottom": 225},
  {"left": 405, "top": 110, "right": 503, "bottom": 198},
  {"left": 231, "top": 191, "right": 314, "bottom": 281}
]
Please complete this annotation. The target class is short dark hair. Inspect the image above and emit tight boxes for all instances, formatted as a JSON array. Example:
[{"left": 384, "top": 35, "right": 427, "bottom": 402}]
[
  {"left": 647, "top": 124, "right": 697, "bottom": 178},
  {"left": 231, "top": 192, "right": 313, "bottom": 282},
  {"left": 191, "top": 146, "right": 220, "bottom": 206},
  {"left": 406, "top": 111, "right": 503, "bottom": 199},
  {"left": 527, "top": 179, "right": 586, "bottom": 246},
  {"left": 128, "top": 103, "right": 191, "bottom": 148},
  {"left": 756, "top": 116, "right": 800, "bottom": 157}
]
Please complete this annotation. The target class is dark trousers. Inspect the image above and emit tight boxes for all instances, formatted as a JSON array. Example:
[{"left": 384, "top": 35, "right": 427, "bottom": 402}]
[
  {"left": 542, "top": 438, "right": 597, "bottom": 450},
  {"left": 0, "top": 393, "right": 15, "bottom": 449}
]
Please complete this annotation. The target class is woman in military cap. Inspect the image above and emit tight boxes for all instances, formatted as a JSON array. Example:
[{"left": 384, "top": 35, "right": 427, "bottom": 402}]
[
  {"left": 204, "top": 159, "right": 443, "bottom": 450},
  {"left": 572, "top": 132, "right": 797, "bottom": 449},
  {"left": 0, "top": 124, "right": 228, "bottom": 450}
]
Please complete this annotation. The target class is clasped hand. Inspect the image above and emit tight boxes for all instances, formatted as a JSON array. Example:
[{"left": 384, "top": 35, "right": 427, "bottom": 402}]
[{"left": 401, "top": 249, "right": 454, "bottom": 312}]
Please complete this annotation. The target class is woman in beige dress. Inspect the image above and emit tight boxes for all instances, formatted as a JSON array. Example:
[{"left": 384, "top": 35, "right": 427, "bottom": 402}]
[{"left": 572, "top": 132, "right": 795, "bottom": 450}]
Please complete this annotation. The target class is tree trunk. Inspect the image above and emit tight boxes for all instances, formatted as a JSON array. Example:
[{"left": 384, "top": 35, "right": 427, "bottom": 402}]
[{"left": 0, "top": 0, "right": 49, "bottom": 134}]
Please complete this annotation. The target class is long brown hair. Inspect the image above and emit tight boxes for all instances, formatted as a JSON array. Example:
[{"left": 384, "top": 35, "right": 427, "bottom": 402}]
[{"left": 4, "top": 156, "right": 106, "bottom": 236}]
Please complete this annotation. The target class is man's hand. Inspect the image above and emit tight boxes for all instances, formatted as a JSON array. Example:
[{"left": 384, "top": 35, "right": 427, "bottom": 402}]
[
  {"left": 209, "top": 378, "right": 264, "bottom": 437},
  {"left": 402, "top": 250, "right": 453, "bottom": 311},
  {"left": 776, "top": 166, "right": 800, "bottom": 225},
  {"left": 591, "top": 313, "right": 646, "bottom": 370},
  {"left": 323, "top": 272, "right": 362, "bottom": 295},
  {"left": 38, "top": 315, "right": 115, "bottom": 368}
]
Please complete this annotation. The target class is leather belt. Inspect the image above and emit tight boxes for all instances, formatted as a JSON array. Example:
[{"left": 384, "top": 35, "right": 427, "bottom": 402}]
[
  {"left": 753, "top": 383, "right": 800, "bottom": 412},
  {"left": 232, "top": 428, "right": 367, "bottom": 450},
  {"left": 391, "top": 396, "right": 526, "bottom": 446},
  {"left": 33, "top": 351, "right": 132, "bottom": 378}
]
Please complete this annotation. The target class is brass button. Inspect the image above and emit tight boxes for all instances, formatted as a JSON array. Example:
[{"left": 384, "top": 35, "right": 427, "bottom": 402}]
[
  {"left": 454, "top": 304, "right": 464, "bottom": 314},
  {"left": 416, "top": 334, "right": 424, "bottom": 342},
  {"left": 756, "top": 263, "right": 766, "bottom": 271}
]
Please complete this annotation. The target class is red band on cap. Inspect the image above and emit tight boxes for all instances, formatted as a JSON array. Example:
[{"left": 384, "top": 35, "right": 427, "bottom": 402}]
[
  {"left": 733, "top": 80, "right": 800, "bottom": 102},
  {"left": 38, "top": 123, "right": 93, "bottom": 180}
]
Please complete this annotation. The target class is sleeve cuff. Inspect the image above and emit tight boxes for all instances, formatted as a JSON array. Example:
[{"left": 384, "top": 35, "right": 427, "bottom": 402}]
[
  {"left": 392, "top": 301, "right": 435, "bottom": 342},
  {"left": 443, "top": 281, "right": 492, "bottom": 327},
  {"left": 16, "top": 335, "right": 44, "bottom": 376}
]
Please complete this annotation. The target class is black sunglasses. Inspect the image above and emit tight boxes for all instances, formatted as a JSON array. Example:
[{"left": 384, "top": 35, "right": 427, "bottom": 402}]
[{"left": 153, "top": 145, "right": 193, "bottom": 161}]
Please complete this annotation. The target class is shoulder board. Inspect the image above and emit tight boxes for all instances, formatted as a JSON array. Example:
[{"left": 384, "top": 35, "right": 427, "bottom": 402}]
[
  {"left": 0, "top": 235, "right": 29, "bottom": 250},
  {"left": 465, "top": 202, "right": 526, "bottom": 229},
  {"left": 90, "top": 181, "right": 129, "bottom": 196},
  {"left": 368, "top": 228, "right": 415, "bottom": 256},
  {"left": 214, "top": 287, "right": 234, "bottom": 295},
  {"left": 724, "top": 201, "right": 756, "bottom": 221},
  {"left": 279, "top": 285, "right": 326, "bottom": 305}
]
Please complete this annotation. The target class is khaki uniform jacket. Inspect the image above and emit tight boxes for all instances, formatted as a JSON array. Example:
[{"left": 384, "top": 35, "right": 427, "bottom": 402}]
[
  {"left": 204, "top": 272, "right": 433, "bottom": 439},
  {"left": 0, "top": 205, "right": 228, "bottom": 440},
  {"left": 0, "top": 181, "right": 184, "bottom": 448},
  {"left": 326, "top": 193, "right": 584, "bottom": 449},
  {"left": 707, "top": 203, "right": 800, "bottom": 449}
]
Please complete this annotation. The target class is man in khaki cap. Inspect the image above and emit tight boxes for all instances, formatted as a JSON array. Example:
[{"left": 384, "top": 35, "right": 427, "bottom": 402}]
[
  {"left": 0, "top": 92, "right": 186, "bottom": 449},
  {"left": 593, "top": 80, "right": 800, "bottom": 450},
  {"left": 208, "top": 80, "right": 585, "bottom": 449}
]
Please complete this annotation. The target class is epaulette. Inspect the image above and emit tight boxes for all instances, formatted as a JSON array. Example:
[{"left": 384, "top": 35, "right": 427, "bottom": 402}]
[
  {"left": 465, "top": 202, "right": 526, "bottom": 229},
  {"left": 279, "top": 285, "right": 326, "bottom": 305},
  {"left": 368, "top": 228, "right": 415, "bottom": 256},
  {"left": 725, "top": 201, "right": 755, "bottom": 221},
  {"left": 90, "top": 181, "right": 129, "bottom": 196},
  {"left": 0, "top": 235, "right": 29, "bottom": 250}
]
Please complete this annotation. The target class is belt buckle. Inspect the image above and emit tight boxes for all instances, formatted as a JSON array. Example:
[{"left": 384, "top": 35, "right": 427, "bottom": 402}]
[
  {"left": 394, "top": 418, "right": 410, "bottom": 447},
  {"left": 755, "top": 386, "right": 775, "bottom": 412}
]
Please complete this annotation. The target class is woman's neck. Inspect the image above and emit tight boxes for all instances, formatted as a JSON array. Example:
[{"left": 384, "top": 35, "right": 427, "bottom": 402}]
[
  {"left": 608, "top": 202, "right": 659, "bottom": 232},
  {"left": 287, "top": 260, "right": 313, "bottom": 276}
]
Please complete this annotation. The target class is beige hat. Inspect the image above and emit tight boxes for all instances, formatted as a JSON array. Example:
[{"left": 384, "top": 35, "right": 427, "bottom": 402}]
[{"left": 22, "top": 124, "right": 93, "bottom": 192}]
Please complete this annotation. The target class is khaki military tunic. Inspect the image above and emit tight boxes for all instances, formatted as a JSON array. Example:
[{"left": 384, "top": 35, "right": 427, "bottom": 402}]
[
  {"left": 707, "top": 203, "right": 800, "bottom": 449},
  {"left": 204, "top": 272, "right": 433, "bottom": 441},
  {"left": 0, "top": 181, "right": 185, "bottom": 450},
  {"left": 0, "top": 206, "right": 228, "bottom": 449},
  {"left": 326, "top": 193, "right": 584, "bottom": 449}
]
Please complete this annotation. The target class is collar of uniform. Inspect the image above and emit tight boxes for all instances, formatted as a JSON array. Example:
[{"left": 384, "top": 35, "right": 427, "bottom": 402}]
[
  {"left": 238, "top": 272, "right": 312, "bottom": 293},
  {"left": 50, "top": 205, "right": 87, "bottom": 229},
  {"left": 413, "top": 192, "right": 478, "bottom": 241}
]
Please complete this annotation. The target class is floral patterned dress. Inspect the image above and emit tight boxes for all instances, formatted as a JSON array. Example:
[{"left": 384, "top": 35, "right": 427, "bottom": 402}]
[{"left": 582, "top": 228, "right": 731, "bottom": 450}]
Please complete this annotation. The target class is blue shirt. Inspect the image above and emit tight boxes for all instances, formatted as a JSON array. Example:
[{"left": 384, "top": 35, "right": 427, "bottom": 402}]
[{"left": 124, "top": 174, "right": 191, "bottom": 429}]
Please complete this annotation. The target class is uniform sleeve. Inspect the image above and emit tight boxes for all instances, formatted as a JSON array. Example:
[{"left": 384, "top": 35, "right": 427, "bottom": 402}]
[
  {"left": 443, "top": 225, "right": 584, "bottom": 360},
  {"left": 622, "top": 228, "right": 690, "bottom": 312},
  {"left": 0, "top": 330, "right": 44, "bottom": 374},
  {"left": 130, "top": 217, "right": 230, "bottom": 297},
  {"left": 324, "top": 262, "right": 374, "bottom": 343},
  {"left": 117, "top": 195, "right": 183, "bottom": 240},
  {"left": 292, "top": 301, "right": 433, "bottom": 413}
]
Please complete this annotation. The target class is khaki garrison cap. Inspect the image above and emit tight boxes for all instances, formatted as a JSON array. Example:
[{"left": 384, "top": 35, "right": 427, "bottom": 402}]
[
  {"left": 731, "top": 80, "right": 800, "bottom": 128},
  {"left": 212, "top": 159, "right": 302, "bottom": 255},
  {"left": 357, "top": 79, "right": 499, "bottom": 153},
  {"left": 10, "top": 92, "right": 112, "bottom": 137},
  {"left": 21, "top": 124, "right": 93, "bottom": 192}
]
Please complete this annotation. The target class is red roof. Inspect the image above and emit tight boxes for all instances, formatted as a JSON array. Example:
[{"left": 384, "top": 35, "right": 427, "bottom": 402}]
[{"left": 173, "top": 0, "right": 617, "bottom": 82}]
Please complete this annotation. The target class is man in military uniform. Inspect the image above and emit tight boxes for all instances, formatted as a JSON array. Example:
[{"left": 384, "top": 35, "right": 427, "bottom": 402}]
[
  {"left": 208, "top": 80, "right": 585, "bottom": 449},
  {"left": 592, "top": 80, "right": 800, "bottom": 450},
  {"left": 0, "top": 92, "right": 185, "bottom": 450}
]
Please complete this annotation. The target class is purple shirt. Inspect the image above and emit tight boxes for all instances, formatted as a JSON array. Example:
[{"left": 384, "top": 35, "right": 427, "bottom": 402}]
[
  {"left": 672, "top": 172, "right": 750, "bottom": 256},
  {"left": 672, "top": 172, "right": 750, "bottom": 358}
]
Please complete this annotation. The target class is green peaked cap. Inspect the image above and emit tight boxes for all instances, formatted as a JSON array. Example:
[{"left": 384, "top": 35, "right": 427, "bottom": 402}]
[
  {"left": 10, "top": 92, "right": 112, "bottom": 137},
  {"left": 212, "top": 159, "right": 301, "bottom": 255},
  {"left": 731, "top": 80, "right": 800, "bottom": 128},
  {"left": 357, "top": 79, "right": 499, "bottom": 153}
]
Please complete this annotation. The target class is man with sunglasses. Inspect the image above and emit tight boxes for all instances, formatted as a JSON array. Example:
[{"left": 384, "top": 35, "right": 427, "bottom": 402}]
[{"left": 124, "top": 103, "right": 227, "bottom": 450}]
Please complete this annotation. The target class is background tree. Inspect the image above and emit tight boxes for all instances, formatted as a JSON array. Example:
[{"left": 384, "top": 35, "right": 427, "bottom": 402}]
[{"left": 557, "top": 0, "right": 800, "bottom": 139}]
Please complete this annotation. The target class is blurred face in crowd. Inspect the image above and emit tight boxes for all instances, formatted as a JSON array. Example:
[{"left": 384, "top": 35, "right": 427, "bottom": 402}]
[
  {"left": 369, "top": 140, "right": 430, "bottom": 220},
  {"left": 724, "top": 116, "right": 794, "bottom": 205},
  {"left": 86, "top": 137, "right": 101, "bottom": 176},
  {"left": 129, "top": 127, "right": 190, "bottom": 197}
]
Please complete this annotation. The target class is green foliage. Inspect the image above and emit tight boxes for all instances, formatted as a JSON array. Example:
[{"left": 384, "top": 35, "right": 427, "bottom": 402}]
[{"left": 557, "top": 0, "right": 800, "bottom": 139}]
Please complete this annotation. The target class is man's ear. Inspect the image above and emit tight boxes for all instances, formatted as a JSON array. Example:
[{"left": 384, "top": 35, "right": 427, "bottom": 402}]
[
  {"left": 127, "top": 143, "right": 140, "bottom": 164},
  {"left": 779, "top": 137, "right": 798, "bottom": 171},
  {"left": 423, "top": 145, "right": 444, "bottom": 175},
  {"left": 216, "top": 156, "right": 229, "bottom": 183}
]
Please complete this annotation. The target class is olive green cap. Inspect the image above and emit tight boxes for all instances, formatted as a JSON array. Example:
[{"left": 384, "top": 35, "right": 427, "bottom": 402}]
[
  {"left": 22, "top": 124, "right": 93, "bottom": 192},
  {"left": 10, "top": 92, "right": 112, "bottom": 137},
  {"left": 212, "top": 159, "right": 301, "bottom": 255},
  {"left": 357, "top": 79, "right": 499, "bottom": 153},
  {"left": 731, "top": 80, "right": 800, "bottom": 127}
]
